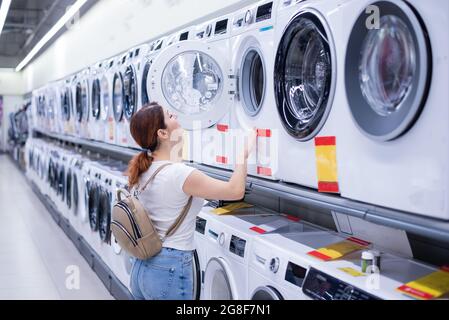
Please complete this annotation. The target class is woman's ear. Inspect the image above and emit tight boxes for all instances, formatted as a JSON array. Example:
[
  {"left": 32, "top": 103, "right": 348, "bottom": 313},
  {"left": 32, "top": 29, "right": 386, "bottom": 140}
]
[{"left": 157, "top": 128, "right": 169, "bottom": 140}]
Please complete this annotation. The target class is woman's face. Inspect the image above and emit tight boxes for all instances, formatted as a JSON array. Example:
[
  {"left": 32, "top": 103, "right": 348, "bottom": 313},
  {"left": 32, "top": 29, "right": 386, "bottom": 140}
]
[{"left": 163, "top": 108, "right": 180, "bottom": 132}]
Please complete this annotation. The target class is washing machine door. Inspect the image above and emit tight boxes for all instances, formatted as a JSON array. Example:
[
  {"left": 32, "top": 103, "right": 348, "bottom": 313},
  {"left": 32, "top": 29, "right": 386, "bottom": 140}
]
[
  {"left": 141, "top": 56, "right": 153, "bottom": 107},
  {"left": 203, "top": 257, "right": 239, "bottom": 300},
  {"left": 91, "top": 78, "right": 101, "bottom": 120},
  {"left": 88, "top": 183, "right": 100, "bottom": 231},
  {"left": 112, "top": 72, "right": 125, "bottom": 122},
  {"left": 81, "top": 79, "right": 89, "bottom": 123},
  {"left": 72, "top": 170, "right": 79, "bottom": 215},
  {"left": 123, "top": 65, "right": 138, "bottom": 119},
  {"left": 149, "top": 41, "right": 233, "bottom": 130},
  {"left": 75, "top": 82, "right": 83, "bottom": 123},
  {"left": 345, "top": 0, "right": 430, "bottom": 141},
  {"left": 58, "top": 164, "right": 65, "bottom": 201},
  {"left": 274, "top": 10, "right": 335, "bottom": 141},
  {"left": 98, "top": 190, "right": 111, "bottom": 243},
  {"left": 62, "top": 88, "right": 71, "bottom": 121},
  {"left": 66, "top": 168, "right": 72, "bottom": 209},
  {"left": 100, "top": 75, "right": 110, "bottom": 121},
  {"left": 82, "top": 175, "right": 90, "bottom": 222},
  {"left": 251, "top": 286, "right": 284, "bottom": 300}
]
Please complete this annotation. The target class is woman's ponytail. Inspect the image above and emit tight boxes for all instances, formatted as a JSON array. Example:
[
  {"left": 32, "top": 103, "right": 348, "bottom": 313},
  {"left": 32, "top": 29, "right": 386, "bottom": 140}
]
[
  {"left": 127, "top": 152, "right": 153, "bottom": 187},
  {"left": 126, "top": 102, "right": 166, "bottom": 188}
]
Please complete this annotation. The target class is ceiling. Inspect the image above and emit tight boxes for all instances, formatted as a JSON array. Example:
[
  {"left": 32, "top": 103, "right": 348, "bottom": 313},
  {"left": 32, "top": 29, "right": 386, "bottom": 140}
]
[{"left": 0, "top": 0, "right": 95, "bottom": 69}]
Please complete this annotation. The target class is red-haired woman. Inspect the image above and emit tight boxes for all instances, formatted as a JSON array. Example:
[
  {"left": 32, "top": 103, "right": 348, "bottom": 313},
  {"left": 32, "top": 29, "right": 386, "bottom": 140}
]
[{"left": 127, "top": 102, "right": 256, "bottom": 300}]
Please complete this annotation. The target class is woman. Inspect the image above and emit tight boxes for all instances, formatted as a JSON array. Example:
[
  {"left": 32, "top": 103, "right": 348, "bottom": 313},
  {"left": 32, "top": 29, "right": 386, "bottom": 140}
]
[{"left": 127, "top": 102, "right": 256, "bottom": 300}]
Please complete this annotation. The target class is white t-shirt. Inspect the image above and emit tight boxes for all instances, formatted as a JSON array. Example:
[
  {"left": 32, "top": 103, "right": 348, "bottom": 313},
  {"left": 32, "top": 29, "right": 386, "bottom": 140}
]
[{"left": 137, "top": 161, "right": 204, "bottom": 251}]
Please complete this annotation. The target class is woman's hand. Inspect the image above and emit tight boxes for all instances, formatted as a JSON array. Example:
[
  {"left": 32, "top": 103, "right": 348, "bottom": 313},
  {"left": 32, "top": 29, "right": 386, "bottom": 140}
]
[{"left": 243, "top": 127, "right": 258, "bottom": 160}]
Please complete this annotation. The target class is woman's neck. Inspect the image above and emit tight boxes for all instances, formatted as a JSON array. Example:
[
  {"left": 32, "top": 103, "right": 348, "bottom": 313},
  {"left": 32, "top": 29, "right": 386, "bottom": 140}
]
[{"left": 152, "top": 144, "right": 183, "bottom": 163}]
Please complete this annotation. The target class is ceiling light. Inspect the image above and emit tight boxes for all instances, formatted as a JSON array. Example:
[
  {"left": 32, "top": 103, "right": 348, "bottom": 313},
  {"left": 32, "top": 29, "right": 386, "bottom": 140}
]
[
  {"left": 15, "top": 0, "right": 88, "bottom": 72},
  {"left": 0, "top": 0, "right": 12, "bottom": 37}
]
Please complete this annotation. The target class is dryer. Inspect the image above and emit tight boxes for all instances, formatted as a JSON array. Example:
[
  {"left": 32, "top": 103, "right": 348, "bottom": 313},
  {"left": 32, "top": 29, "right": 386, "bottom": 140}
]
[
  {"left": 149, "top": 15, "right": 235, "bottom": 168},
  {"left": 272, "top": 0, "right": 354, "bottom": 190},
  {"left": 230, "top": 0, "right": 280, "bottom": 179},
  {"left": 337, "top": 0, "right": 449, "bottom": 220}
]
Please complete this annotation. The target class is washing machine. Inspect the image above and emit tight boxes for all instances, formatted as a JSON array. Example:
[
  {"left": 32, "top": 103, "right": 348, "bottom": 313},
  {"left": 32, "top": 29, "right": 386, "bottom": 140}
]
[
  {"left": 303, "top": 247, "right": 440, "bottom": 300},
  {"left": 111, "top": 53, "right": 130, "bottom": 147},
  {"left": 335, "top": 0, "right": 449, "bottom": 220},
  {"left": 100, "top": 58, "right": 116, "bottom": 145},
  {"left": 200, "top": 205, "right": 308, "bottom": 300},
  {"left": 89, "top": 62, "right": 104, "bottom": 142},
  {"left": 229, "top": 0, "right": 281, "bottom": 179},
  {"left": 248, "top": 226, "right": 350, "bottom": 300},
  {"left": 75, "top": 68, "right": 92, "bottom": 139},
  {"left": 44, "top": 86, "right": 57, "bottom": 134},
  {"left": 60, "top": 78, "right": 74, "bottom": 136},
  {"left": 149, "top": 15, "right": 235, "bottom": 168},
  {"left": 272, "top": 0, "right": 356, "bottom": 191}
]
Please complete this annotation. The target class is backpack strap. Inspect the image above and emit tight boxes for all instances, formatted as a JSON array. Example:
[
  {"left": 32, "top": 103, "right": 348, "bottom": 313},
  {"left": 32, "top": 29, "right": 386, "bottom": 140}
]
[
  {"left": 163, "top": 196, "right": 193, "bottom": 241},
  {"left": 137, "top": 163, "right": 172, "bottom": 194}
]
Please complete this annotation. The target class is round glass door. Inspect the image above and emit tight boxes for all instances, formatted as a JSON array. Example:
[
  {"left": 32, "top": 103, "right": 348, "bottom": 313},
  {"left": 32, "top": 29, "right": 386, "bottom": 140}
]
[
  {"left": 141, "top": 59, "right": 152, "bottom": 106},
  {"left": 62, "top": 88, "right": 71, "bottom": 121},
  {"left": 204, "top": 258, "right": 236, "bottom": 300},
  {"left": 100, "top": 76, "right": 109, "bottom": 121},
  {"left": 112, "top": 73, "right": 125, "bottom": 122},
  {"left": 66, "top": 168, "right": 72, "bottom": 209},
  {"left": 81, "top": 80, "right": 89, "bottom": 122},
  {"left": 75, "top": 83, "right": 83, "bottom": 123},
  {"left": 274, "top": 11, "right": 335, "bottom": 141},
  {"left": 345, "top": 0, "right": 430, "bottom": 141},
  {"left": 72, "top": 171, "right": 79, "bottom": 215},
  {"left": 123, "top": 65, "right": 138, "bottom": 119},
  {"left": 251, "top": 286, "right": 284, "bottom": 300},
  {"left": 99, "top": 190, "right": 111, "bottom": 243},
  {"left": 88, "top": 183, "right": 100, "bottom": 232},
  {"left": 91, "top": 79, "right": 101, "bottom": 120},
  {"left": 240, "top": 47, "right": 266, "bottom": 116}
]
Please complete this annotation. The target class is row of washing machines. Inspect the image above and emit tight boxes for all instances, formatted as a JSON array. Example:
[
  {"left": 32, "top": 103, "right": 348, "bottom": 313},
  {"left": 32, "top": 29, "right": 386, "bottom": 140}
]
[
  {"left": 25, "top": 138, "right": 442, "bottom": 300},
  {"left": 25, "top": 138, "right": 136, "bottom": 294},
  {"left": 32, "top": 0, "right": 449, "bottom": 225}
]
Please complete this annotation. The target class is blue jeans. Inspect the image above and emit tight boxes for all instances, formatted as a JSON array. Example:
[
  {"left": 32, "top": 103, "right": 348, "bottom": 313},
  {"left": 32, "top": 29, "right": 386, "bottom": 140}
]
[{"left": 130, "top": 247, "right": 194, "bottom": 300}]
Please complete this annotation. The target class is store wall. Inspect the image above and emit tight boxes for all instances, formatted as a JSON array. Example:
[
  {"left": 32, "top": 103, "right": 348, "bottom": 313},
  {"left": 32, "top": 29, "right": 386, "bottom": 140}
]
[
  {"left": 22, "top": 0, "right": 257, "bottom": 92},
  {"left": 0, "top": 95, "right": 24, "bottom": 152},
  {"left": 0, "top": 69, "right": 25, "bottom": 95}
]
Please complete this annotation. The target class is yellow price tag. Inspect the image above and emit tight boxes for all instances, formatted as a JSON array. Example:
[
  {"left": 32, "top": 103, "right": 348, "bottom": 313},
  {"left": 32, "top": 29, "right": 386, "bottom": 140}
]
[
  {"left": 212, "top": 202, "right": 254, "bottom": 215},
  {"left": 339, "top": 267, "right": 366, "bottom": 277},
  {"left": 398, "top": 268, "right": 449, "bottom": 300},
  {"left": 308, "top": 237, "right": 371, "bottom": 261}
]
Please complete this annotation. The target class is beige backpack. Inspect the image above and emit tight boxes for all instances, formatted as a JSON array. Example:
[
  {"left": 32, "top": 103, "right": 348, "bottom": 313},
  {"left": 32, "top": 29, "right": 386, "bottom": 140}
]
[{"left": 111, "top": 163, "right": 192, "bottom": 260}]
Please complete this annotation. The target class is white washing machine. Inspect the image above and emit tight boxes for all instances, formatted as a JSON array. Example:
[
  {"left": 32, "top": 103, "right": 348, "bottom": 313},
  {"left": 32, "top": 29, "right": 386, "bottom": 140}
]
[
  {"left": 304, "top": 248, "right": 439, "bottom": 300},
  {"left": 149, "top": 15, "right": 235, "bottom": 168},
  {"left": 230, "top": 0, "right": 281, "bottom": 179},
  {"left": 272, "top": 0, "right": 354, "bottom": 191},
  {"left": 112, "top": 52, "right": 132, "bottom": 148},
  {"left": 101, "top": 58, "right": 117, "bottom": 145},
  {"left": 60, "top": 77, "right": 74, "bottom": 136},
  {"left": 337, "top": 0, "right": 449, "bottom": 220},
  {"left": 199, "top": 205, "right": 307, "bottom": 300},
  {"left": 89, "top": 62, "right": 104, "bottom": 142},
  {"left": 248, "top": 227, "right": 349, "bottom": 300},
  {"left": 74, "top": 68, "right": 91, "bottom": 139}
]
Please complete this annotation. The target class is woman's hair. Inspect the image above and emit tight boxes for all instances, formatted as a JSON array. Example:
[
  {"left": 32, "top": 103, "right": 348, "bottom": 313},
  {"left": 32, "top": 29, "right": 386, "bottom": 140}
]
[{"left": 127, "top": 102, "right": 167, "bottom": 187}]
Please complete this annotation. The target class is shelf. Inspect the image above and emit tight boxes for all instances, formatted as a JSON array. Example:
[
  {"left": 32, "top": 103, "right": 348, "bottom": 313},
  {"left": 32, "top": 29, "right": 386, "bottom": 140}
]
[{"left": 32, "top": 128, "right": 449, "bottom": 243}]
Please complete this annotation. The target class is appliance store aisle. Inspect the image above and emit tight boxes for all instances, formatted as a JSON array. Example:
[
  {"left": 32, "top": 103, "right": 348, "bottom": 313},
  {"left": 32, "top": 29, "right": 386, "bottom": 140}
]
[{"left": 0, "top": 155, "right": 112, "bottom": 300}]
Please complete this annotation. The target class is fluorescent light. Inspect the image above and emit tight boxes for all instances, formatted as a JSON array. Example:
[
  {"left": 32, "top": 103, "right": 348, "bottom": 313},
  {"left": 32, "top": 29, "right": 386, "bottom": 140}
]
[
  {"left": 15, "top": 0, "right": 88, "bottom": 72},
  {"left": 0, "top": 0, "right": 12, "bottom": 37}
]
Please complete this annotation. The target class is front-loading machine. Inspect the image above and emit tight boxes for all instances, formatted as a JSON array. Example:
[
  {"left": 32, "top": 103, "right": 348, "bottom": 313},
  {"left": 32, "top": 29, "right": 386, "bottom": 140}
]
[
  {"left": 60, "top": 77, "right": 75, "bottom": 136},
  {"left": 74, "top": 68, "right": 91, "bottom": 139},
  {"left": 101, "top": 58, "right": 117, "bottom": 145},
  {"left": 248, "top": 225, "right": 342, "bottom": 300},
  {"left": 272, "top": 0, "right": 355, "bottom": 191},
  {"left": 149, "top": 15, "right": 235, "bottom": 168},
  {"left": 229, "top": 0, "right": 281, "bottom": 180},
  {"left": 89, "top": 62, "right": 105, "bottom": 142},
  {"left": 336, "top": 0, "right": 449, "bottom": 220},
  {"left": 199, "top": 205, "right": 308, "bottom": 300}
]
